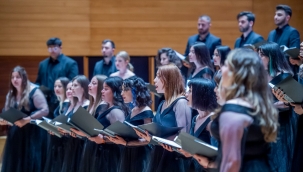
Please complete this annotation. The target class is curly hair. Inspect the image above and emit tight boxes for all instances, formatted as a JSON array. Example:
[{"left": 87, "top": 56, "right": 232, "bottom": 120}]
[
  {"left": 215, "top": 48, "right": 279, "bottom": 142},
  {"left": 123, "top": 76, "right": 152, "bottom": 108},
  {"left": 104, "top": 77, "right": 129, "bottom": 116},
  {"left": 156, "top": 48, "right": 182, "bottom": 68},
  {"left": 188, "top": 78, "right": 217, "bottom": 112}
]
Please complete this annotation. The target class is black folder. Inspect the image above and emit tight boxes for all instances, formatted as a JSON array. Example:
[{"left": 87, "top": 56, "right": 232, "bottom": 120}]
[
  {"left": 0, "top": 108, "right": 27, "bottom": 125},
  {"left": 178, "top": 132, "right": 218, "bottom": 158},
  {"left": 284, "top": 47, "right": 300, "bottom": 60},
  {"left": 67, "top": 106, "right": 104, "bottom": 137},
  {"left": 124, "top": 121, "right": 183, "bottom": 138},
  {"left": 269, "top": 73, "right": 303, "bottom": 104},
  {"left": 145, "top": 83, "right": 163, "bottom": 97},
  {"left": 94, "top": 121, "right": 139, "bottom": 140},
  {"left": 32, "top": 119, "right": 62, "bottom": 138}
]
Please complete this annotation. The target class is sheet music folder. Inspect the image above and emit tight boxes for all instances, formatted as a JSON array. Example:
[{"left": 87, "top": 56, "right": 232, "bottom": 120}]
[
  {"left": 124, "top": 121, "right": 183, "bottom": 138},
  {"left": 269, "top": 73, "right": 303, "bottom": 104},
  {"left": 178, "top": 132, "right": 218, "bottom": 158},
  {"left": 68, "top": 106, "right": 104, "bottom": 137},
  {"left": 32, "top": 119, "right": 62, "bottom": 138},
  {"left": 94, "top": 121, "right": 139, "bottom": 140},
  {"left": 0, "top": 108, "right": 27, "bottom": 125}
]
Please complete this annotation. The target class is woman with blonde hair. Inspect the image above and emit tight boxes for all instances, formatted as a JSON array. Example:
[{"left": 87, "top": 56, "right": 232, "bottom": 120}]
[
  {"left": 136, "top": 64, "right": 192, "bottom": 172},
  {"left": 110, "top": 51, "right": 135, "bottom": 79},
  {"left": 193, "top": 48, "right": 279, "bottom": 172}
]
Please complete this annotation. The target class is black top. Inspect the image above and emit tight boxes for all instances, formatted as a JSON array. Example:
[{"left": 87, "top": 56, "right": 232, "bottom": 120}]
[
  {"left": 234, "top": 31, "right": 264, "bottom": 48},
  {"left": 211, "top": 104, "right": 269, "bottom": 171},
  {"left": 35, "top": 54, "right": 79, "bottom": 103},
  {"left": 53, "top": 101, "right": 70, "bottom": 118},
  {"left": 93, "top": 56, "right": 118, "bottom": 77},
  {"left": 190, "top": 115, "right": 211, "bottom": 144},
  {"left": 125, "top": 110, "right": 154, "bottom": 126},
  {"left": 97, "top": 106, "right": 121, "bottom": 128},
  {"left": 185, "top": 33, "right": 222, "bottom": 57},
  {"left": 188, "top": 67, "right": 214, "bottom": 80},
  {"left": 267, "top": 24, "right": 301, "bottom": 48}
]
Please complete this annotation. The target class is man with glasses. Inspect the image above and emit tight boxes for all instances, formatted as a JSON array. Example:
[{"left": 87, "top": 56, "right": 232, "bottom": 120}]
[{"left": 36, "top": 37, "right": 78, "bottom": 118}]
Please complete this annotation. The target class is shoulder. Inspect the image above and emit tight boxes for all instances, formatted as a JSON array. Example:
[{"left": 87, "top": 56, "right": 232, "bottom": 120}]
[
  {"left": 219, "top": 111, "right": 253, "bottom": 130},
  {"left": 188, "top": 34, "right": 198, "bottom": 41},
  {"left": 62, "top": 55, "right": 76, "bottom": 63},
  {"left": 252, "top": 32, "right": 263, "bottom": 38},
  {"left": 209, "top": 33, "right": 221, "bottom": 41},
  {"left": 225, "top": 98, "right": 253, "bottom": 108},
  {"left": 110, "top": 72, "right": 119, "bottom": 77},
  {"left": 110, "top": 108, "right": 124, "bottom": 115},
  {"left": 95, "top": 60, "right": 104, "bottom": 67},
  {"left": 39, "top": 58, "right": 50, "bottom": 65},
  {"left": 174, "top": 97, "right": 188, "bottom": 106},
  {"left": 268, "top": 29, "right": 276, "bottom": 35},
  {"left": 235, "top": 37, "right": 241, "bottom": 42}
]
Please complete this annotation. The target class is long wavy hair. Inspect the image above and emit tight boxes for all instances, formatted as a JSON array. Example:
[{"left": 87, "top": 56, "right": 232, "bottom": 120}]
[
  {"left": 5, "top": 66, "right": 31, "bottom": 111},
  {"left": 88, "top": 75, "right": 107, "bottom": 115},
  {"left": 71, "top": 75, "right": 90, "bottom": 106},
  {"left": 55, "top": 77, "right": 70, "bottom": 115},
  {"left": 215, "top": 48, "right": 279, "bottom": 142},
  {"left": 157, "top": 64, "right": 185, "bottom": 106},
  {"left": 123, "top": 76, "right": 152, "bottom": 108},
  {"left": 156, "top": 48, "right": 182, "bottom": 68},
  {"left": 104, "top": 76, "right": 129, "bottom": 116}
]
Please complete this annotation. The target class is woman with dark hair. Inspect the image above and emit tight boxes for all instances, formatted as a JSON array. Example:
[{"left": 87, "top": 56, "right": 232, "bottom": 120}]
[
  {"left": 156, "top": 48, "right": 182, "bottom": 68},
  {"left": 0, "top": 66, "right": 49, "bottom": 172},
  {"left": 135, "top": 64, "right": 192, "bottom": 172},
  {"left": 61, "top": 75, "right": 90, "bottom": 172},
  {"left": 178, "top": 78, "right": 217, "bottom": 172},
  {"left": 107, "top": 76, "right": 154, "bottom": 172},
  {"left": 259, "top": 42, "right": 297, "bottom": 172},
  {"left": 188, "top": 43, "right": 214, "bottom": 81},
  {"left": 89, "top": 76, "right": 127, "bottom": 172},
  {"left": 44, "top": 77, "right": 70, "bottom": 172},
  {"left": 194, "top": 48, "right": 279, "bottom": 171},
  {"left": 213, "top": 46, "right": 231, "bottom": 71}
]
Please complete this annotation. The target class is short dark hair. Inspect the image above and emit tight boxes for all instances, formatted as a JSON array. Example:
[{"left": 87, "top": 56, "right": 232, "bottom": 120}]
[
  {"left": 188, "top": 78, "right": 217, "bottom": 111},
  {"left": 123, "top": 76, "right": 152, "bottom": 108},
  {"left": 276, "top": 4, "right": 292, "bottom": 17},
  {"left": 237, "top": 11, "right": 255, "bottom": 23},
  {"left": 46, "top": 37, "right": 62, "bottom": 46},
  {"left": 102, "top": 39, "right": 115, "bottom": 48},
  {"left": 216, "top": 46, "right": 231, "bottom": 66}
]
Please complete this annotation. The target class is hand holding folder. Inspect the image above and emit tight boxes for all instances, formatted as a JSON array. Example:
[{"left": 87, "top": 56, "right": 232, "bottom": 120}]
[
  {"left": 0, "top": 108, "right": 27, "bottom": 126},
  {"left": 31, "top": 119, "right": 62, "bottom": 138}
]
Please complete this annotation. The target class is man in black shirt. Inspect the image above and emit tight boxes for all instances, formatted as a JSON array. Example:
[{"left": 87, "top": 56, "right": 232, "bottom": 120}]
[
  {"left": 185, "top": 15, "right": 221, "bottom": 57},
  {"left": 268, "top": 4, "right": 300, "bottom": 48},
  {"left": 93, "top": 39, "right": 117, "bottom": 77},
  {"left": 36, "top": 37, "right": 79, "bottom": 117},
  {"left": 234, "top": 11, "right": 264, "bottom": 48}
]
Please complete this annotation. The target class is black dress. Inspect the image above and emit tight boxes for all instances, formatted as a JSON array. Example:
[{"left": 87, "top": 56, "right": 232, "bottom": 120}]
[
  {"left": 188, "top": 115, "right": 211, "bottom": 172},
  {"left": 148, "top": 97, "right": 191, "bottom": 172},
  {"left": 269, "top": 99, "right": 297, "bottom": 172},
  {"left": 43, "top": 101, "right": 70, "bottom": 172},
  {"left": 1, "top": 87, "right": 48, "bottom": 172},
  {"left": 90, "top": 106, "right": 125, "bottom": 172},
  {"left": 60, "top": 105, "right": 88, "bottom": 172},
  {"left": 210, "top": 104, "right": 272, "bottom": 172},
  {"left": 119, "top": 110, "right": 154, "bottom": 172},
  {"left": 78, "top": 103, "right": 109, "bottom": 172}
]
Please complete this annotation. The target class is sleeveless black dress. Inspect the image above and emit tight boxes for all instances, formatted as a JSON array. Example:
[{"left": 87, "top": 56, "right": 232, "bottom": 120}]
[
  {"left": 60, "top": 105, "right": 88, "bottom": 172},
  {"left": 188, "top": 115, "right": 211, "bottom": 172},
  {"left": 119, "top": 110, "right": 154, "bottom": 172},
  {"left": 90, "top": 106, "right": 124, "bottom": 172},
  {"left": 210, "top": 104, "right": 272, "bottom": 172},
  {"left": 43, "top": 101, "right": 70, "bottom": 172},
  {"left": 148, "top": 97, "right": 190, "bottom": 172},
  {"left": 1, "top": 87, "right": 48, "bottom": 172}
]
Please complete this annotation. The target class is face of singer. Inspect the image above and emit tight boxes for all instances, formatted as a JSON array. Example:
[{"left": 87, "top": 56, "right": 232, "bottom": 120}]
[
  {"left": 160, "top": 53, "right": 170, "bottom": 66},
  {"left": 214, "top": 84, "right": 224, "bottom": 105},
  {"left": 47, "top": 45, "right": 62, "bottom": 59},
  {"left": 121, "top": 85, "right": 133, "bottom": 103},
  {"left": 88, "top": 77, "right": 98, "bottom": 97},
  {"left": 115, "top": 56, "right": 128, "bottom": 71},
  {"left": 54, "top": 80, "right": 64, "bottom": 97},
  {"left": 102, "top": 42, "right": 115, "bottom": 58},
  {"left": 11, "top": 72, "right": 22, "bottom": 89},
  {"left": 72, "top": 80, "right": 84, "bottom": 98},
  {"left": 213, "top": 49, "right": 221, "bottom": 67},
  {"left": 197, "top": 18, "right": 210, "bottom": 35},
  {"left": 274, "top": 10, "right": 289, "bottom": 26},
  {"left": 154, "top": 71, "right": 165, "bottom": 93},
  {"left": 185, "top": 86, "right": 193, "bottom": 107},
  {"left": 238, "top": 16, "right": 251, "bottom": 32},
  {"left": 188, "top": 47, "right": 197, "bottom": 63},
  {"left": 220, "top": 61, "right": 233, "bottom": 100},
  {"left": 258, "top": 51, "right": 269, "bottom": 71},
  {"left": 101, "top": 83, "right": 114, "bottom": 104},
  {"left": 66, "top": 83, "right": 73, "bottom": 100}
]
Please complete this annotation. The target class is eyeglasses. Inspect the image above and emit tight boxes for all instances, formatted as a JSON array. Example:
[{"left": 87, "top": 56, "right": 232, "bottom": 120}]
[{"left": 48, "top": 46, "right": 60, "bottom": 52}]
